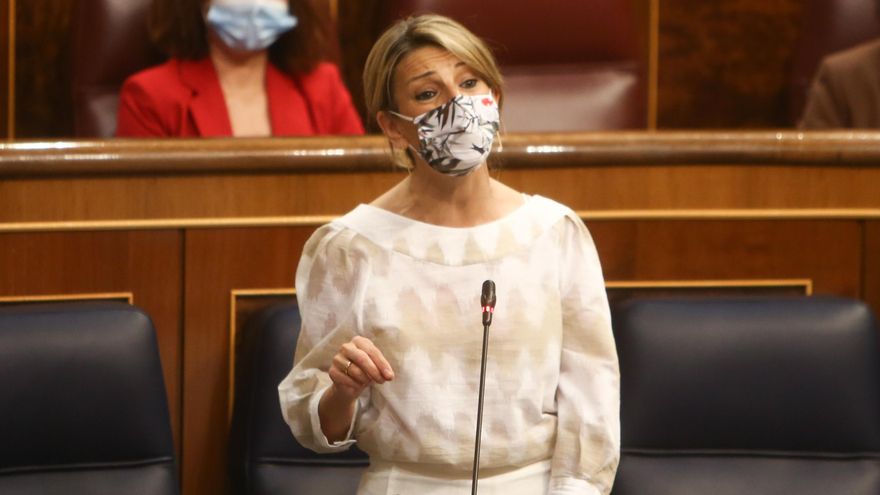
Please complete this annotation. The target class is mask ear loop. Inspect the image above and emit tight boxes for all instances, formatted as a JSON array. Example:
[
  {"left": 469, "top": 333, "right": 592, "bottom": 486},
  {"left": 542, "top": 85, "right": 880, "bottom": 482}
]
[
  {"left": 489, "top": 95, "right": 504, "bottom": 176},
  {"left": 385, "top": 139, "right": 416, "bottom": 174},
  {"left": 488, "top": 131, "right": 503, "bottom": 178},
  {"left": 481, "top": 89, "right": 503, "bottom": 176},
  {"left": 386, "top": 111, "right": 418, "bottom": 173}
]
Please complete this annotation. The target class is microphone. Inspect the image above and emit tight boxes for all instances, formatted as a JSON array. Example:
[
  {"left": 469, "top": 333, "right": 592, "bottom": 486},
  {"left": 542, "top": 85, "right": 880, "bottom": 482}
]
[
  {"left": 472, "top": 279, "right": 496, "bottom": 495},
  {"left": 481, "top": 280, "right": 496, "bottom": 326}
]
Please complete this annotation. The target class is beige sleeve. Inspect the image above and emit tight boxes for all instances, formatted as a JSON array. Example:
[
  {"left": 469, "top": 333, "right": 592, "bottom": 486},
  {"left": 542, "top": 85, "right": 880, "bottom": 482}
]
[{"left": 550, "top": 215, "right": 621, "bottom": 495}]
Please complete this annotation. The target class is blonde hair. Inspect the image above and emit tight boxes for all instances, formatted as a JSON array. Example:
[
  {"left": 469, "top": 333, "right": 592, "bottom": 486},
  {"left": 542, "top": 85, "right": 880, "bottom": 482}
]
[{"left": 363, "top": 15, "right": 505, "bottom": 168}]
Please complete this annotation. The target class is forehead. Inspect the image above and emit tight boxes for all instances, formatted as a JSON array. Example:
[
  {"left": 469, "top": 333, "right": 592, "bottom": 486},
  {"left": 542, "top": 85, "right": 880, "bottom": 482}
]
[{"left": 395, "top": 45, "right": 466, "bottom": 82}]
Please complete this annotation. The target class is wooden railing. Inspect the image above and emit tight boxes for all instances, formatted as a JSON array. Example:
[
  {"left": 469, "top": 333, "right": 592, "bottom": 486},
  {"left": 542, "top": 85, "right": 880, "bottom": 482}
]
[
  {"left": 3, "top": 131, "right": 880, "bottom": 177},
  {"left": 2, "top": 131, "right": 880, "bottom": 226}
]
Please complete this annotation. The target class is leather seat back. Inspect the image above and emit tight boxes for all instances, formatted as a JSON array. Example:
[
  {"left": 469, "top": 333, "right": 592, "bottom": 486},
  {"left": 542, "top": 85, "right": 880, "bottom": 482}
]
[
  {"left": 229, "top": 301, "right": 368, "bottom": 495},
  {"left": 381, "top": 0, "right": 647, "bottom": 131},
  {"left": 610, "top": 296, "right": 880, "bottom": 495},
  {"left": 70, "top": 0, "right": 165, "bottom": 137},
  {"left": 0, "top": 302, "right": 178, "bottom": 495}
]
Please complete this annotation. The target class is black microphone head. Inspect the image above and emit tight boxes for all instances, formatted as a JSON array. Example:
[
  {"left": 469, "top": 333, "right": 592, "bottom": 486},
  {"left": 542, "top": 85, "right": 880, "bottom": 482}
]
[{"left": 481, "top": 280, "right": 496, "bottom": 308}]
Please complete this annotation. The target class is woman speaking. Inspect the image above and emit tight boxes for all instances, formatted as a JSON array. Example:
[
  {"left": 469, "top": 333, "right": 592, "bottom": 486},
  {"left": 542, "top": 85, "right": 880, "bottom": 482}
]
[{"left": 279, "top": 14, "right": 619, "bottom": 494}]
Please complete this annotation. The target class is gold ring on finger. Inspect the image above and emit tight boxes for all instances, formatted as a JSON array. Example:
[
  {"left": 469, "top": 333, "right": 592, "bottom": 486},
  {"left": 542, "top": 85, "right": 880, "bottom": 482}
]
[{"left": 345, "top": 360, "right": 353, "bottom": 376}]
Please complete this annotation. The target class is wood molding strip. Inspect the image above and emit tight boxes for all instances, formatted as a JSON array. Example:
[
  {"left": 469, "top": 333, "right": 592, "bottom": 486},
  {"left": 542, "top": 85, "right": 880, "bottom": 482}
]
[
  {"left": 577, "top": 208, "right": 880, "bottom": 221},
  {"left": 0, "top": 292, "right": 134, "bottom": 304},
  {"left": 1, "top": 209, "right": 879, "bottom": 234},
  {"left": 5, "top": 0, "right": 14, "bottom": 139},
  {"left": 606, "top": 279, "right": 813, "bottom": 296},
  {"left": 647, "top": 0, "right": 659, "bottom": 130}
]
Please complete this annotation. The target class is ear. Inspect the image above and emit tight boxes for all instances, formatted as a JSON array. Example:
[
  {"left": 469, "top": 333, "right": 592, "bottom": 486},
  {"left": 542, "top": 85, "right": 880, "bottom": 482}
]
[{"left": 376, "top": 111, "right": 410, "bottom": 150}]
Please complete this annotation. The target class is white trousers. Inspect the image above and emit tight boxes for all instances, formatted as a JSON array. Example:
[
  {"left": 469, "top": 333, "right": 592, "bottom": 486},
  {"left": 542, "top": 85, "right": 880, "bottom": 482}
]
[{"left": 357, "top": 459, "right": 552, "bottom": 495}]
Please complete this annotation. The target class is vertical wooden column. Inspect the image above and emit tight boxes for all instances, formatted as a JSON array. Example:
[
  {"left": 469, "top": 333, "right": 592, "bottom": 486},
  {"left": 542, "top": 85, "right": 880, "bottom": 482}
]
[
  {"left": 182, "top": 226, "right": 315, "bottom": 495},
  {"left": 336, "top": 0, "right": 386, "bottom": 127},
  {"left": 1, "top": 0, "right": 12, "bottom": 138},
  {"left": 646, "top": 0, "right": 658, "bottom": 130},
  {"left": 656, "top": 0, "right": 805, "bottom": 128}
]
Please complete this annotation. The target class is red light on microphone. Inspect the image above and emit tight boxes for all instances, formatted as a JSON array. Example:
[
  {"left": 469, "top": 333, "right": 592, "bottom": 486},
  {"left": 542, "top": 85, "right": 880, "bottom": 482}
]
[{"left": 481, "top": 280, "right": 496, "bottom": 326}]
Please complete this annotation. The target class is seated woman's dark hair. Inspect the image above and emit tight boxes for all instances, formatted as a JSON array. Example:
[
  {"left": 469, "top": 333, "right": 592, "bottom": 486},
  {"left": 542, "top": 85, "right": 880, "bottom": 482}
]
[{"left": 148, "top": 0, "right": 335, "bottom": 75}]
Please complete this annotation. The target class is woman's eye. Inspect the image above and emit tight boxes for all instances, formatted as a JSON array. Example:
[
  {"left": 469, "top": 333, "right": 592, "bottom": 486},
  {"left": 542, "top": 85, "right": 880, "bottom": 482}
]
[
  {"left": 460, "top": 79, "right": 478, "bottom": 89},
  {"left": 415, "top": 90, "right": 436, "bottom": 101}
]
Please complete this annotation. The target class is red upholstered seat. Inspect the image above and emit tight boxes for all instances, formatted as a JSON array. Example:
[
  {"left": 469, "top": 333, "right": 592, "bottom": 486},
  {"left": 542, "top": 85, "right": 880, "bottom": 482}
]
[
  {"left": 380, "top": 0, "right": 647, "bottom": 132},
  {"left": 70, "top": 0, "right": 164, "bottom": 137}
]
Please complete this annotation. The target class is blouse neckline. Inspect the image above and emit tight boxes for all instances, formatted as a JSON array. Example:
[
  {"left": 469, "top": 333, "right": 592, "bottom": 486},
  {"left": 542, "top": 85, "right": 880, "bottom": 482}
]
[
  {"left": 334, "top": 194, "right": 568, "bottom": 266},
  {"left": 355, "top": 192, "right": 534, "bottom": 234}
]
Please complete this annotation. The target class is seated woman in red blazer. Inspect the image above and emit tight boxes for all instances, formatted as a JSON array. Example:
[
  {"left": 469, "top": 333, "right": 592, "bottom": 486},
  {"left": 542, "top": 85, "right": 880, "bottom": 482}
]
[{"left": 116, "top": 0, "right": 364, "bottom": 137}]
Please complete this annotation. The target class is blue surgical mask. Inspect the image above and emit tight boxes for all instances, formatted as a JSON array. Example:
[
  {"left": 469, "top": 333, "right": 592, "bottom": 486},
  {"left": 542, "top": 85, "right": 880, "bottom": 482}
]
[{"left": 206, "top": 0, "right": 298, "bottom": 52}]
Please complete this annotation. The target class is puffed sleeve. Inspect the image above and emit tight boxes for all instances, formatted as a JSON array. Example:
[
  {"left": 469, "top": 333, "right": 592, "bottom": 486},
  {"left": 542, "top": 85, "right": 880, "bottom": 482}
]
[
  {"left": 549, "top": 214, "right": 620, "bottom": 495},
  {"left": 278, "top": 224, "right": 371, "bottom": 453},
  {"left": 799, "top": 59, "right": 849, "bottom": 129}
]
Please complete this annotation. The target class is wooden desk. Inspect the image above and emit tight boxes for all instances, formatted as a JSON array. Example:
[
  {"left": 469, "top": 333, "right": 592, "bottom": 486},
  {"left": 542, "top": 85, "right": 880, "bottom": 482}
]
[{"left": 1, "top": 131, "right": 878, "bottom": 495}]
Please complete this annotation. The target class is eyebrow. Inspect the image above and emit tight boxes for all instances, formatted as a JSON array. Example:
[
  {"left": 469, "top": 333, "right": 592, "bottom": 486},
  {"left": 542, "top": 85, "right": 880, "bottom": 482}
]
[{"left": 406, "top": 62, "right": 468, "bottom": 84}]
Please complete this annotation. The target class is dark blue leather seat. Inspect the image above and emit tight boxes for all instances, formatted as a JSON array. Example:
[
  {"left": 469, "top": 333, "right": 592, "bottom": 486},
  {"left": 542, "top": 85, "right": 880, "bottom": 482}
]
[
  {"left": 229, "top": 301, "right": 368, "bottom": 495},
  {"left": 610, "top": 296, "right": 880, "bottom": 495},
  {"left": 0, "top": 301, "right": 177, "bottom": 495}
]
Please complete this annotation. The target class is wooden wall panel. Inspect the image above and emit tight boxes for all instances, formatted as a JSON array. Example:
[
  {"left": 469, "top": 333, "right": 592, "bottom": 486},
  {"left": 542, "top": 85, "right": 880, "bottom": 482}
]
[
  {"left": 13, "top": 0, "right": 74, "bottom": 137},
  {"left": 496, "top": 163, "right": 880, "bottom": 211},
  {"left": 0, "top": 172, "right": 403, "bottom": 222},
  {"left": 589, "top": 219, "right": 862, "bottom": 298},
  {"left": 1, "top": 0, "right": 9, "bottom": 138},
  {"left": 0, "top": 230, "right": 184, "bottom": 451},
  {"left": 3, "top": 162, "right": 880, "bottom": 223},
  {"left": 657, "top": 0, "right": 804, "bottom": 128},
  {"left": 337, "top": 0, "right": 385, "bottom": 129},
  {"left": 182, "top": 227, "right": 315, "bottom": 495},
  {"left": 5, "top": 0, "right": 837, "bottom": 136}
]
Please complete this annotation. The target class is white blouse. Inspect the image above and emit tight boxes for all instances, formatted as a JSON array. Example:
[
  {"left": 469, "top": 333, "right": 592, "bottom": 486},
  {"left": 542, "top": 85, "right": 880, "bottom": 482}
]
[{"left": 279, "top": 194, "right": 620, "bottom": 494}]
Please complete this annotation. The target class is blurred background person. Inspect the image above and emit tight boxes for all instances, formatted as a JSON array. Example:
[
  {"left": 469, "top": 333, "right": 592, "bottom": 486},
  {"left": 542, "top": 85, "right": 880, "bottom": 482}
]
[
  {"left": 799, "top": 0, "right": 880, "bottom": 129},
  {"left": 799, "top": 37, "right": 880, "bottom": 129},
  {"left": 116, "top": 0, "right": 364, "bottom": 137}
]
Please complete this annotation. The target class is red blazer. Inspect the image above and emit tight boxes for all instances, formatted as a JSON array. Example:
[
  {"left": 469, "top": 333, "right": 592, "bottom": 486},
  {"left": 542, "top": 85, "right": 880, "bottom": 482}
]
[{"left": 116, "top": 58, "right": 364, "bottom": 137}]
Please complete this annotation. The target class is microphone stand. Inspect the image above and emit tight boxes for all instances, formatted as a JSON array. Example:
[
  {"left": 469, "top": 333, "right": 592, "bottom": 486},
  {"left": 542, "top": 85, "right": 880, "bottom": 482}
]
[
  {"left": 471, "top": 317, "right": 491, "bottom": 494},
  {"left": 472, "top": 281, "right": 495, "bottom": 495}
]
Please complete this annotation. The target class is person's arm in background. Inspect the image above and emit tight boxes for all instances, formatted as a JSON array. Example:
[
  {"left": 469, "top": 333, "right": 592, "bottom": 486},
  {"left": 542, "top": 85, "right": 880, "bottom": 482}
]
[
  {"left": 550, "top": 213, "right": 621, "bottom": 495},
  {"left": 799, "top": 59, "right": 849, "bottom": 129}
]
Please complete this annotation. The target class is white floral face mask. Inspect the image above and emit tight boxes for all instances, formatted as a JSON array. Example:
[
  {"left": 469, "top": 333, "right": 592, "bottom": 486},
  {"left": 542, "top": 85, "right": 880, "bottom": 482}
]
[{"left": 391, "top": 93, "right": 500, "bottom": 176}]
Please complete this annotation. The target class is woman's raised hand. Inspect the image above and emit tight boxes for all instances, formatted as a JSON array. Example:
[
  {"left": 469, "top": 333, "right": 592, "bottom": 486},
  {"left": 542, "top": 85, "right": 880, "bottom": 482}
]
[{"left": 329, "top": 335, "right": 395, "bottom": 399}]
